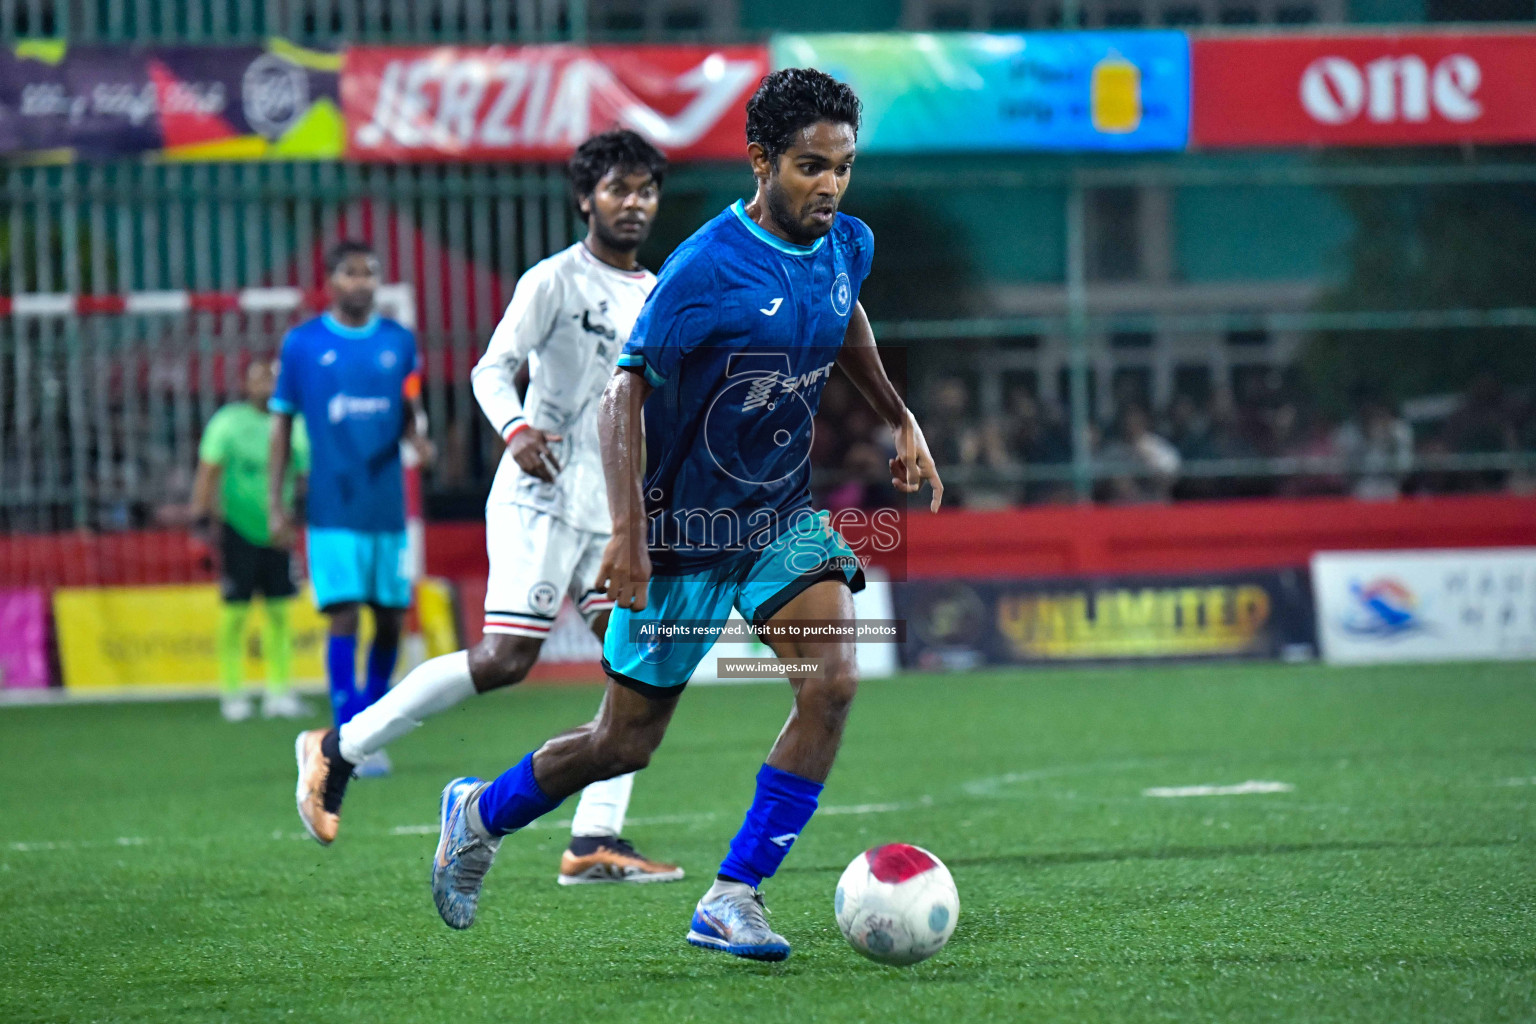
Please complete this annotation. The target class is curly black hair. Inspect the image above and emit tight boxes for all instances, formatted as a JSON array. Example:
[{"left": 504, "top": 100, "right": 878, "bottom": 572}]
[
  {"left": 745, "top": 68, "right": 862, "bottom": 164},
  {"left": 567, "top": 129, "right": 668, "bottom": 214},
  {"left": 324, "top": 240, "right": 375, "bottom": 275}
]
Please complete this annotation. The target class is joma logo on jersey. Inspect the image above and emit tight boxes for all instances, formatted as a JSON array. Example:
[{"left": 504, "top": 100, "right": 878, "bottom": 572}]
[{"left": 741, "top": 360, "right": 837, "bottom": 412}]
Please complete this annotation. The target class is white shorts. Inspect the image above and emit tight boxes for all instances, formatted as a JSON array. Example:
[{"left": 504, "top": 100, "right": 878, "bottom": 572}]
[{"left": 483, "top": 504, "right": 613, "bottom": 639}]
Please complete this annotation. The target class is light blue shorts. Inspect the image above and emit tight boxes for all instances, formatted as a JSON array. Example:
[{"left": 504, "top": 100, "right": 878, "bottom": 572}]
[
  {"left": 602, "top": 511, "right": 865, "bottom": 697},
  {"left": 307, "top": 527, "right": 413, "bottom": 611}
]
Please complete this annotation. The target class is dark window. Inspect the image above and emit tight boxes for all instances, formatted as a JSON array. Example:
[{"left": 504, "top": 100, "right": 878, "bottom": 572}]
[
  {"left": 599, "top": 7, "right": 646, "bottom": 31},
  {"left": 1088, "top": 187, "right": 1141, "bottom": 283},
  {"left": 990, "top": 333, "right": 1040, "bottom": 352},
  {"left": 930, "top": 6, "right": 974, "bottom": 27},
  {"left": 1104, "top": 8, "right": 1146, "bottom": 24},
  {"left": 1275, "top": 4, "right": 1318, "bottom": 21},
  {"left": 663, "top": 5, "right": 706, "bottom": 30},
  {"left": 1218, "top": 5, "right": 1260, "bottom": 21},
  {"left": 1429, "top": 0, "right": 1533, "bottom": 18},
  {"left": 991, "top": 5, "right": 1034, "bottom": 26},
  {"left": 1163, "top": 5, "right": 1205, "bottom": 23},
  {"left": 1002, "top": 369, "right": 1041, "bottom": 399},
  {"left": 1110, "top": 368, "right": 1153, "bottom": 416},
  {"left": 1225, "top": 329, "right": 1269, "bottom": 347},
  {"left": 1111, "top": 331, "right": 1154, "bottom": 349},
  {"left": 1173, "top": 364, "right": 1214, "bottom": 403}
]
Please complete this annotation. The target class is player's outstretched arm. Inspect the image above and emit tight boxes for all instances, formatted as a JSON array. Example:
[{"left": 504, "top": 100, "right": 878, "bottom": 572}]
[
  {"left": 836, "top": 302, "right": 944, "bottom": 512},
  {"left": 266, "top": 412, "right": 298, "bottom": 547},
  {"left": 595, "top": 369, "right": 653, "bottom": 610}
]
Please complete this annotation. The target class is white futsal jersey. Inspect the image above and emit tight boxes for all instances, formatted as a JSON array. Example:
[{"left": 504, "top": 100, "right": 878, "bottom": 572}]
[
  {"left": 473, "top": 242, "right": 655, "bottom": 535},
  {"left": 471, "top": 242, "right": 654, "bottom": 637}
]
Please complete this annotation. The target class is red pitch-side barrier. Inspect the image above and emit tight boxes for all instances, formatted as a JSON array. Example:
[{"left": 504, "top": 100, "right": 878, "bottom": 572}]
[
  {"left": 4, "top": 494, "right": 1534, "bottom": 590},
  {"left": 419, "top": 492, "right": 1536, "bottom": 581}
]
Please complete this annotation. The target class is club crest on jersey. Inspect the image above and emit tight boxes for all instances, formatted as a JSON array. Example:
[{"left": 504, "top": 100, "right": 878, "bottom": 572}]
[{"left": 831, "top": 272, "right": 852, "bottom": 316}]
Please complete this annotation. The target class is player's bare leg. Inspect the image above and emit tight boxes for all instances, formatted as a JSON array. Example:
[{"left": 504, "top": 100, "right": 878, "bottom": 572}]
[
  {"left": 688, "top": 579, "right": 859, "bottom": 961},
  {"left": 561, "top": 609, "right": 683, "bottom": 884},
  {"left": 758, "top": 580, "right": 861, "bottom": 783},
  {"left": 432, "top": 681, "right": 678, "bottom": 928}
]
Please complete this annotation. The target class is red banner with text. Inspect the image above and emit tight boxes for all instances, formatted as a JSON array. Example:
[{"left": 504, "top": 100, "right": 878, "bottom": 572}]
[
  {"left": 342, "top": 44, "right": 766, "bottom": 162},
  {"left": 1191, "top": 32, "right": 1536, "bottom": 148}
]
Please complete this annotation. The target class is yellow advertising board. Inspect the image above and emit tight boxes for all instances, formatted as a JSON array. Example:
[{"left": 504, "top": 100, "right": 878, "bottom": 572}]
[{"left": 55, "top": 580, "right": 460, "bottom": 690}]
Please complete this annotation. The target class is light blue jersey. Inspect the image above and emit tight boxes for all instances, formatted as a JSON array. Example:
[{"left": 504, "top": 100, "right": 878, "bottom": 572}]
[{"left": 271, "top": 313, "right": 417, "bottom": 533}]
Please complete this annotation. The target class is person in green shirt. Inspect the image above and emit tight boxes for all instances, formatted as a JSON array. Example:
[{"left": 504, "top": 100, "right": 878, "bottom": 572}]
[{"left": 191, "top": 361, "right": 313, "bottom": 722}]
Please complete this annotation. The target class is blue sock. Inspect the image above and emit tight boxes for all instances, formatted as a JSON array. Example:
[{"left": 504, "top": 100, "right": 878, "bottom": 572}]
[
  {"left": 363, "top": 642, "right": 398, "bottom": 707},
  {"left": 327, "top": 634, "right": 362, "bottom": 727},
  {"left": 718, "top": 764, "right": 824, "bottom": 887},
  {"left": 476, "top": 752, "right": 565, "bottom": 837}
]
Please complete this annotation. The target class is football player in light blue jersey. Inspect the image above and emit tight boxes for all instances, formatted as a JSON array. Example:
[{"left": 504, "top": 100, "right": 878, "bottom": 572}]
[
  {"left": 268, "top": 241, "right": 433, "bottom": 782},
  {"left": 428, "top": 69, "right": 943, "bottom": 960}
]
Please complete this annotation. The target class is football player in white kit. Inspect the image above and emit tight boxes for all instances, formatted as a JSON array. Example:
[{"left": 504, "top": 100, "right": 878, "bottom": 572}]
[{"left": 295, "top": 131, "right": 682, "bottom": 885}]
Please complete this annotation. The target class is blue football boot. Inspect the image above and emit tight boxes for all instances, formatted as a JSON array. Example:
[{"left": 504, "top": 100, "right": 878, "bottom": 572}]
[
  {"left": 687, "top": 882, "right": 791, "bottom": 961},
  {"left": 431, "top": 777, "right": 501, "bottom": 930}
]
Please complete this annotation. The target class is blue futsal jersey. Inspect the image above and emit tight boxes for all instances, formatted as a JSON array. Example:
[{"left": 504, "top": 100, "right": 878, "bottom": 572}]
[
  {"left": 619, "top": 200, "right": 875, "bottom": 574},
  {"left": 271, "top": 313, "right": 417, "bottom": 533}
]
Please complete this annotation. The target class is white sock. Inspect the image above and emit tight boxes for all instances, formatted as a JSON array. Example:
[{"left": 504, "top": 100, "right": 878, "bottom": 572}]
[
  {"left": 705, "top": 878, "right": 753, "bottom": 900},
  {"left": 338, "top": 650, "right": 476, "bottom": 764},
  {"left": 570, "top": 772, "right": 636, "bottom": 838}
]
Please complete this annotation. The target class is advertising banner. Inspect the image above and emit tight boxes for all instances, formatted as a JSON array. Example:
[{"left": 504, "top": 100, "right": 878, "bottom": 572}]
[
  {"left": 1313, "top": 549, "right": 1536, "bottom": 664},
  {"left": 0, "top": 588, "right": 50, "bottom": 689},
  {"left": 772, "top": 32, "right": 1189, "bottom": 153},
  {"left": 54, "top": 579, "right": 456, "bottom": 690},
  {"left": 896, "top": 570, "right": 1315, "bottom": 669},
  {"left": 343, "top": 44, "right": 767, "bottom": 162},
  {"left": 1190, "top": 32, "right": 1536, "bottom": 148},
  {"left": 0, "top": 39, "right": 343, "bottom": 161}
]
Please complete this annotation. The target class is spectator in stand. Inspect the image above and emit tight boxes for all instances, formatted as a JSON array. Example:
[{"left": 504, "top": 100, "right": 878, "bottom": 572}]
[
  {"left": 921, "top": 376, "right": 979, "bottom": 506},
  {"left": 1442, "top": 372, "right": 1518, "bottom": 492},
  {"left": 1272, "top": 399, "right": 1345, "bottom": 497},
  {"left": 824, "top": 440, "right": 900, "bottom": 511},
  {"left": 1335, "top": 388, "right": 1413, "bottom": 500},
  {"left": 1164, "top": 392, "right": 1217, "bottom": 462},
  {"left": 1099, "top": 402, "right": 1181, "bottom": 503},
  {"left": 1004, "top": 387, "right": 1073, "bottom": 504}
]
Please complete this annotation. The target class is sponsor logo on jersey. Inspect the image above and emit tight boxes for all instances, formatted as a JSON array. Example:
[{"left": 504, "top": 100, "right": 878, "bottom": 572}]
[
  {"left": 327, "top": 393, "right": 393, "bottom": 424},
  {"left": 578, "top": 309, "right": 617, "bottom": 341},
  {"left": 759, "top": 297, "right": 784, "bottom": 316},
  {"left": 739, "top": 359, "right": 838, "bottom": 412}
]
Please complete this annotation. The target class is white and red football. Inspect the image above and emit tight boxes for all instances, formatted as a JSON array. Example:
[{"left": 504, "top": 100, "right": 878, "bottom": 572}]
[{"left": 834, "top": 843, "right": 959, "bottom": 965}]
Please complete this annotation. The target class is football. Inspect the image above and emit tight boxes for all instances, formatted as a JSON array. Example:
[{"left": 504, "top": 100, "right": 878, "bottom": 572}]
[{"left": 834, "top": 844, "right": 959, "bottom": 965}]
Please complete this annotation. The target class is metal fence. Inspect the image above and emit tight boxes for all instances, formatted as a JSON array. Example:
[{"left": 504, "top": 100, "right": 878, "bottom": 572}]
[{"left": 5, "top": 152, "right": 1536, "bottom": 533}]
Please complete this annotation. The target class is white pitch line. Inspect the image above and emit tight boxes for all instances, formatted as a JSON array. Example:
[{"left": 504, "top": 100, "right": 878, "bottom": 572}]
[
  {"left": 7, "top": 836, "right": 147, "bottom": 852},
  {"left": 1496, "top": 777, "right": 1536, "bottom": 787},
  {"left": 1143, "top": 781, "right": 1294, "bottom": 798}
]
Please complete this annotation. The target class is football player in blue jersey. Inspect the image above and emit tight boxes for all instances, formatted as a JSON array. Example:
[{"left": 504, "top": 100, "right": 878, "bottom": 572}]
[
  {"left": 269, "top": 241, "right": 433, "bottom": 788},
  {"left": 427, "top": 69, "right": 942, "bottom": 960}
]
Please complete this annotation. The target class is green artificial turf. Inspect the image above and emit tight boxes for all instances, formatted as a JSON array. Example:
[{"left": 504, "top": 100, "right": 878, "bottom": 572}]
[{"left": 2, "top": 662, "right": 1533, "bottom": 1023}]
